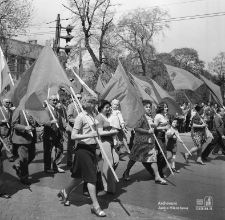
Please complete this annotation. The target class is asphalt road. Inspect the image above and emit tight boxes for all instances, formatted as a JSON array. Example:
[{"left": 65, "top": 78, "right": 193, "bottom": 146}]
[{"left": 3, "top": 133, "right": 225, "bottom": 220}]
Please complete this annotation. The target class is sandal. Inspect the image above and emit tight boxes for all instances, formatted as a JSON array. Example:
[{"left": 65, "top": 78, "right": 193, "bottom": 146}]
[
  {"left": 172, "top": 168, "right": 180, "bottom": 173},
  {"left": 182, "top": 153, "right": 189, "bottom": 163},
  {"left": 57, "top": 190, "right": 70, "bottom": 206},
  {"left": 122, "top": 172, "right": 131, "bottom": 181},
  {"left": 91, "top": 205, "right": 106, "bottom": 217},
  {"left": 155, "top": 178, "right": 167, "bottom": 185}
]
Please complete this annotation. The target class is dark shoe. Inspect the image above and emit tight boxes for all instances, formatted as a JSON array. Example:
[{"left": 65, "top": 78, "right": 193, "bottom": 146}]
[
  {"left": 66, "top": 162, "right": 72, "bottom": 167},
  {"left": 20, "top": 179, "right": 31, "bottom": 185},
  {"left": 12, "top": 165, "right": 22, "bottom": 179},
  {"left": 91, "top": 205, "right": 106, "bottom": 217},
  {"left": 57, "top": 190, "right": 70, "bottom": 206},
  {"left": 45, "top": 169, "right": 55, "bottom": 173},
  {"left": 155, "top": 178, "right": 167, "bottom": 185},
  {"left": 171, "top": 168, "right": 180, "bottom": 173},
  {"left": 221, "top": 151, "right": 225, "bottom": 156},
  {"left": 0, "top": 193, "right": 11, "bottom": 199},
  {"left": 182, "top": 153, "right": 189, "bottom": 163},
  {"left": 201, "top": 156, "right": 208, "bottom": 161},
  {"left": 122, "top": 172, "right": 131, "bottom": 181},
  {"left": 212, "top": 151, "right": 219, "bottom": 155},
  {"left": 8, "top": 157, "right": 14, "bottom": 162}
]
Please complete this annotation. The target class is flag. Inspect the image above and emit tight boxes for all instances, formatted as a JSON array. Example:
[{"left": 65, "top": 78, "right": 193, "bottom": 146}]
[
  {"left": 129, "top": 74, "right": 182, "bottom": 115},
  {"left": 131, "top": 74, "right": 158, "bottom": 104},
  {"left": 11, "top": 44, "right": 73, "bottom": 123},
  {"left": 199, "top": 74, "right": 223, "bottom": 107},
  {"left": 99, "top": 61, "right": 145, "bottom": 129},
  {"left": 95, "top": 73, "right": 106, "bottom": 94},
  {"left": 165, "top": 64, "right": 203, "bottom": 91},
  {"left": 0, "top": 46, "right": 12, "bottom": 93}
]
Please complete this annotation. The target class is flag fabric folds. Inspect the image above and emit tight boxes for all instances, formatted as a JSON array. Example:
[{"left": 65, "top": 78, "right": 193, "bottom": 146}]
[
  {"left": 199, "top": 74, "right": 223, "bottom": 107},
  {"left": 99, "top": 61, "right": 145, "bottom": 129},
  {"left": 132, "top": 74, "right": 182, "bottom": 116},
  {"left": 165, "top": 64, "right": 203, "bottom": 91},
  {"left": 95, "top": 73, "right": 105, "bottom": 94},
  {"left": 0, "top": 46, "right": 12, "bottom": 93},
  {"left": 10, "top": 44, "right": 73, "bottom": 123}
]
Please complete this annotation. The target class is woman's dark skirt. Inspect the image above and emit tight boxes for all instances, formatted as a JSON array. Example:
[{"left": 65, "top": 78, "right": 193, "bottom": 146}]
[{"left": 71, "top": 143, "right": 97, "bottom": 183}]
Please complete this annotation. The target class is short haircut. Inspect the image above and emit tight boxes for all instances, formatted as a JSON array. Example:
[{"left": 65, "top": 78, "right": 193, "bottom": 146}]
[
  {"left": 195, "top": 105, "right": 202, "bottom": 112},
  {"left": 81, "top": 96, "right": 97, "bottom": 110},
  {"left": 156, "top": 102, "right": 168, "bottom": 114},
  {"left": 98, "top": 100, "right": 111, "bottom": 112},
  {"left": 142, "top": 99, "right": 152, "bottom": 107},
  {"left": 217, "top": 107, "right": 223, "bottom": 114}
]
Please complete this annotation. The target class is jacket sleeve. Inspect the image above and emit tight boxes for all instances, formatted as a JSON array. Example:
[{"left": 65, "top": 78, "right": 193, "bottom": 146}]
[
  {"left": 12, "top": 110, "right": 26, "bottom": 132},
  {"left": 215, "top": 116, "right": 223, "bottom": 137},
  {"left": 43, "top": 108, "right": 52, "bottom": 127}
]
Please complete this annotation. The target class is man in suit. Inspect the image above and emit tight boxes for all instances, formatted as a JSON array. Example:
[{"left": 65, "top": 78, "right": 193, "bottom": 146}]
[
  {"left": 12, "top": 108, "right": 36, "bottom": 185},
  {"left": 66, "top": 93, "right": 81, "bottom": 167},
  {"left": 202, "top": 107, "right": 225, "bottom": 160},
  {"left": 43, "top": 95, "right": 66, "bottom": 173},
  {"left": 0, "top": 98, "right": 14, "bottom": 162}
]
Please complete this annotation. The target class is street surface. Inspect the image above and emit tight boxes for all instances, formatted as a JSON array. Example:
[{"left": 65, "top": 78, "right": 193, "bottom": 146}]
[{"left": 1, "top": 133, "right": 225, "bottom": 220}]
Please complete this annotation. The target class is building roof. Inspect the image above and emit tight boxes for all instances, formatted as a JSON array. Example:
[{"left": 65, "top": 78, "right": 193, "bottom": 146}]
[{"left": 7, "top": 39, "right": 44, "bottom": 59}]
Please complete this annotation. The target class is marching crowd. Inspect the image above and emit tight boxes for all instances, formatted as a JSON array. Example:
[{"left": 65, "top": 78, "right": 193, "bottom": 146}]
[{"left": 0, "top": 92, "right": 224, "bottom": 217}]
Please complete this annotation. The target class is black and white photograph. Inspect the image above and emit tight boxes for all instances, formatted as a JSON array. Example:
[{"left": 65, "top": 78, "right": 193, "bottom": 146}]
[{"left": 0, "top": 0, "right": 224, "bottom": 219}]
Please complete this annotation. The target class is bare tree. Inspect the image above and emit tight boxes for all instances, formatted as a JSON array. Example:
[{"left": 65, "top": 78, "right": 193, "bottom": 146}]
[
  {"left": 208, "top": 52, "right": 225, "bottom": 99},
  {"left": 116, "top": 7, "right": 170, "bottom": 76},
  {"left": 64, "top": 0, "right": 115, "bottom": 69},
  {"left": 0, "top": 0, "right": 34, "bottom": 39}
]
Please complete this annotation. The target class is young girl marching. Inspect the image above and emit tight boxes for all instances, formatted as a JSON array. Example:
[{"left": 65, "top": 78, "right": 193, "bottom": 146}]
[{"left": 166, "top": 118, "right": 181, "bottom": 173}]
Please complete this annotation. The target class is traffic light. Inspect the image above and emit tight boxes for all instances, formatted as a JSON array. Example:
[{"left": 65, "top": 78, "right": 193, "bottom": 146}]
[{"left": 60, "top": 25, "right": 74, "bottom": 43}]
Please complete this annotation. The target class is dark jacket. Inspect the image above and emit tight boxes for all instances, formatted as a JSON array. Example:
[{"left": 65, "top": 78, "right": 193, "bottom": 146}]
[
  {"left": 11, "top": 109, "right": 36, "bottom": 145},
  {"left": 43, "top": 105, "right": 66, "bottom": 141},
  {"left": 0, "top": 106, "right": 13, "bottom": 137},
  {"left": 211, "top": 114, "right": 224, "bottom": 137}
]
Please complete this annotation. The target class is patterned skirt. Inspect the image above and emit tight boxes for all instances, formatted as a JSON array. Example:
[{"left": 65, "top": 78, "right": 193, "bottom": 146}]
[{"left": 191, "top": 130, "right": 206, "bottom": 147}]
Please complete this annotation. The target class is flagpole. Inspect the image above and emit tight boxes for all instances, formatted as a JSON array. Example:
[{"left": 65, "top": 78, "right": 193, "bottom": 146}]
[
  {"left": 70, "top": 69, "right": 97, "bottom": 97},
  {"left": 170, "top": 127, "right": 192, "bottom": 155},
  {"left": 0, "top": 136, "right": 10, "bottom": 152},
  {"left": 0, "top": 106, "right": 10, "bottom": 128},
  {"left": 45, "top": 100, "right": 59, "bottom": 128},
  {"left": 22, "top": 110, "right": 33, "bottom": 137},
  {"left": 70, "top": 94, "right": 79, "bottom": 115},
  {"left": 69, "top": 86, "right": 119, "bottom": 182},
  {"left": 8, "top": 73, "right": 14, "bottom": 86},
  {"left": 183, "top": 91, "right": 213, "bottom": 139}
]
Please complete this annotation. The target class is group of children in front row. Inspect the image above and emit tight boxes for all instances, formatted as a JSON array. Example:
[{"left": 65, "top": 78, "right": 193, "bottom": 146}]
[{"left": 108, "top": 98, "right": 182, "bottom": 174}]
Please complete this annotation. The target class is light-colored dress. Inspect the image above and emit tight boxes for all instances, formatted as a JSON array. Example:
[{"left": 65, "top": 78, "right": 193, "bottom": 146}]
[
  {"left": 130, "top": 114, "right": 157, "bottom": 163},
  {"left": 96, "top": 113, "right": 119, "bottom": 193}
]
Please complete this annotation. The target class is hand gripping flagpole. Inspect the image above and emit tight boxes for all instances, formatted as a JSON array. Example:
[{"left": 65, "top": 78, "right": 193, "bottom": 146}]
[
  {"left": 183, "top": 91, "right": 213, "bottom": 139},
  {"left": 69, "top": 86, "right": 119, "bottom": 182},
  {"left": 22, "top": 110, "right": 33, "bottom": 137},
  {"left": 44, "top": 100, "right": 59, "bottom": 128},
  {"left": 149, "top": 125, "right": 174, "bottom": 175},
  {"left": 0, "top": 136, "right": 10, "bottom": 152},
  {"left": 170, "top": 127, "right": 192, "bottom": 155},
  {"left": 0, "top": 106, "right": 10, "bottom": 128},
  {"left": 70, "top": 94, "right": 79, "bottom": 115}
]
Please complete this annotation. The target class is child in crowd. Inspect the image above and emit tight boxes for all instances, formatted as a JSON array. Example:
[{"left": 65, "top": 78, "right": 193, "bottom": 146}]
[
  {"left": 166, "top": 118, "right": 181, "bottom": 173},
  {"left": 108, "top": 99, "right": 125, "bottom": 147}
]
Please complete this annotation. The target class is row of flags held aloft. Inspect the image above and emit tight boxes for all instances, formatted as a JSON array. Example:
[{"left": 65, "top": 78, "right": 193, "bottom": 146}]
[{"left": 0, "top": 42, "right": 224, "bottom": 129}]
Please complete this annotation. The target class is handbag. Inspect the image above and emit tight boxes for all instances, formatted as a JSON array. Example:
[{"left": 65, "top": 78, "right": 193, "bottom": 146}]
[{"left": 96, "top": 164, "right": 104, "bottom": 192}]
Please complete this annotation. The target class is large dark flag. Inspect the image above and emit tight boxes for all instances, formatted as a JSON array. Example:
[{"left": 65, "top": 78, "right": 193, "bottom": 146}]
[
  {"left": 165, "top": 64, "right": 203, "bottom": 91},
  {"left": 199, "top": 74, "right": 223, "bottom": 107},
  {"left": 99, "top": 61, "right": 145, "bottom": 129}
]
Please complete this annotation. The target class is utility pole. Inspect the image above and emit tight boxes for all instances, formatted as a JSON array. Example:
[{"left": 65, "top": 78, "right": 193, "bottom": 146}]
[{"left": 53, "top": 14, "right": 60, "bottom": 53}]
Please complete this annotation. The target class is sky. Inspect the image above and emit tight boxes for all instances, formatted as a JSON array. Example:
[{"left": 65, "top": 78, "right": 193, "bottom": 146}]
[{"left": 15, "top": 0, "right": 225, "bottom": 66}]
